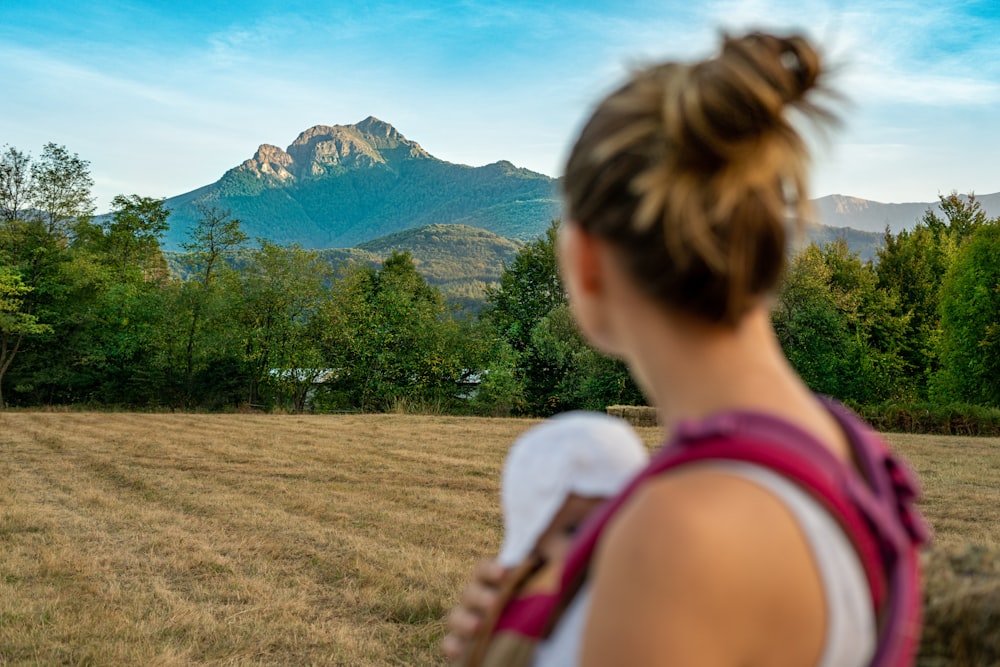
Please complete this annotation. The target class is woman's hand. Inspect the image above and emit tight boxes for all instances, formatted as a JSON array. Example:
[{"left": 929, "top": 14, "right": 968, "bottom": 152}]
[{"left": 442, "top": 559, "right": 506, "bottom": 662}]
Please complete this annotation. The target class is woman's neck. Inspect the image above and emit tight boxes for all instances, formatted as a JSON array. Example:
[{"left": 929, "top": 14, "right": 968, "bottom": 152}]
[{"left": 620, "top": 305, "right": 850, "bottom": 460}]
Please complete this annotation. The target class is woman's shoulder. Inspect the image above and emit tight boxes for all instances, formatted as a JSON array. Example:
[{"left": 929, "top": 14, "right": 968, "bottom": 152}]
[
  {"left": 582, "top": 466, "right": 827, "bottom": 666},
  {"left": 606, "top": 464, "right": 827, "bottom": 582}
]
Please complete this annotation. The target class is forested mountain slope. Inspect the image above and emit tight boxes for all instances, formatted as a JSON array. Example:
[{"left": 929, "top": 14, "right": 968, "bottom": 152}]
[{"left": 161, "top": 117, "right": 560, "bottom": 250}]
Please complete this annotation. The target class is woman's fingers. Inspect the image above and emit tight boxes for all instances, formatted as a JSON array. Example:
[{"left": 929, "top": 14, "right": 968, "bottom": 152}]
[
  {"left": 442, "top": 607, "right": 479, "bottom": 660},
  {"left": 442, "top": 559, "right": 506, "bottom": 661},
  {"left": 464, "top": 559, "right": 504, "bottom": 607}
]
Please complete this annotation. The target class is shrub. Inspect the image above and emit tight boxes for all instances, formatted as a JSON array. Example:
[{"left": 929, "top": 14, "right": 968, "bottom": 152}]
[{"left": 852, "top": 402, "right": 1000, "bottom": 436}]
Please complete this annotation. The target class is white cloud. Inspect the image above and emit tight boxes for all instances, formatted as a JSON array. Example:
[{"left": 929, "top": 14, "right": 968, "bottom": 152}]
[{"left": 844, "top": 67, "right": 1000, "bottom": 106}]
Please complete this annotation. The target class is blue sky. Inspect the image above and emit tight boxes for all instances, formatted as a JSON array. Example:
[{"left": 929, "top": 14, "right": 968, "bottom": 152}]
[{"left": 2, "top": 0, "right": 999, "bottom": 212}]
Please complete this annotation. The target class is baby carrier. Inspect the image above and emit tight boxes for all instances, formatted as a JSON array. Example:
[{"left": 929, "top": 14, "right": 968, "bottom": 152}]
[
  {"left": 463, "top": 401, "right": 928, "bottom": 667},
  {"left": 553, "top": 401, "right": 929, "bottom": 667}
]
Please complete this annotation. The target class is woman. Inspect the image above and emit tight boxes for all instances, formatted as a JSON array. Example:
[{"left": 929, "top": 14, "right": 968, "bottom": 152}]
[{"left": 445, "top": 31, "right": 924, "bottom": 667}]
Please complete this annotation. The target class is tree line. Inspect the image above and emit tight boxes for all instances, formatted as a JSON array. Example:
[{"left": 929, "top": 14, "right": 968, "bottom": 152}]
[
  {"left": 2, "top": 143, "right": 998, "bottom": 413},
  {"left": 776, "top": 193, "right": 1000, "bottom": 408}
]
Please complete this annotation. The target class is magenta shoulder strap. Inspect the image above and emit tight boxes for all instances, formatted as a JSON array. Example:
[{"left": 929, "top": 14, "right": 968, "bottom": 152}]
[{"left": 551, "top": 401, "right": 928, "bottom": 667}]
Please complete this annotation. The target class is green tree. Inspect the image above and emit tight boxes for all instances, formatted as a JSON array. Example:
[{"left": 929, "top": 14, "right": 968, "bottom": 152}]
[
  {"left": 482, "top": 221, "right": 567, "bottom": 413},
  {"left": 876, "top": 224, "right": 953, "bottom": 394},
  {"left": 49, "top": 193, "right": 173, "bottom": 406},
  {"left": 938, "top": 191, "right": 989, "bottom": 244},
  {"left": 0, "top": 268, "right": 52, "bottom": 408},
  {"left": 0, "top": 145, "right": 35, "bottom": 223},
  {"left": 181, "top": 205, "right": 247, "bottom": 284},
  {"left": 319, "top": 252, "right": 476, "bottom": 412},
  {"left": 171, "top": 205, "right": 247, "bottom": 405},
  {"left": 0, "top": 143, "right": 95, "bottom": 291},
  {"left": 465, "top": 332, "right": 525, "bottom": 416},
  {"left": 482, "top": 220, "right": 642, "bottom": 415},
  {"left": 86, "top": 277, "right": 171, "bottom": 405},
  {"left": 228, "top": 241, "right": 329, "bottom": 410},
  {"left": 0, "top": 240, "right": 111, "bottom": 405},
  {"left": 875, "top": 192, "right": 987, "bottom": 397},
  {"left": 314, "top": 262, "right": 376, "bottom": 409},
  {"left": 774, "top": 244, "right": 849, "bottom": 395},
  {"left": 99, "top": 195, "right": 170, "bottom": 281},
  {"left": 933, "top": 223, "right": 1000, "bottom": 405},
  {"left": 775, "top": 241, "right": 910, "bottom": 403},
  {"left": 30, "top": 143, "right": 95, "bottom": 238},
  {"left": 529, "top": 303, "right": 643, "bottom": 412},
  {"left": 483, "top": 221, "right": 563, "bottom": 354},
  {"left": 0, "top": 145, "right": 96, "bottom": 405}
]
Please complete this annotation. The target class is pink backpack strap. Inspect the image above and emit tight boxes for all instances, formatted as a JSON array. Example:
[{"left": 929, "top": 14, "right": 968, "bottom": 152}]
[{"left": 552, "top": 402, "right": 928, "bottom": 667}]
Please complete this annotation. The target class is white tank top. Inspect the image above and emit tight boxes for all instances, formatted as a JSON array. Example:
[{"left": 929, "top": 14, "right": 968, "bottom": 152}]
[{"left": 533, "top": 462, "right": 877, "bottom": 667}]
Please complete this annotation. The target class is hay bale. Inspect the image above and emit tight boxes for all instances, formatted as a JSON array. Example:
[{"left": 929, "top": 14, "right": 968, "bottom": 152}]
[
  {"left": 606, "top": 405, "right": 659, "bottom": 428},
  {"left": 919, "top": 542, "right": 1000, "bottom": 666}
]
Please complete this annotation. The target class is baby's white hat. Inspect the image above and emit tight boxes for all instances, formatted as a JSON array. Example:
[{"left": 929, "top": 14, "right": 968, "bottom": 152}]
[{"left": 497, "top": 411, "right": 649, "bottom": 568}]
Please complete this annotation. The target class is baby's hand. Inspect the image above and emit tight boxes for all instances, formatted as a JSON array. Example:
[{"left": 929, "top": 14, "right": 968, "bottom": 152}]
[{"left": 442, "top": 559, "right": 506, "bottom": 662}]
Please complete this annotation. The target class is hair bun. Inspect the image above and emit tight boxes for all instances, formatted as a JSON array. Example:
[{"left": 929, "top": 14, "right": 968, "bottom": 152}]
[
  {"left": 723, "top": 32, "right": 822, "bottom": 105},
  {"left": 667, "top": 31, "right": 826, "bottom": 168},
  {"left": 563, "top": 30, "right": 836, "bottom": 325}
]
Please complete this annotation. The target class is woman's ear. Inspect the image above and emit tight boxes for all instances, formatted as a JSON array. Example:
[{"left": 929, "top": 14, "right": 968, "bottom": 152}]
[
  {"left": 577, "top": 229, "right": 604, "bottom": 295},
  {"left": 559, "top": 222, "right": 620, "bottom": 355},
  {"left": 559, "top": 222, "right": 603, "bottom": 297}
]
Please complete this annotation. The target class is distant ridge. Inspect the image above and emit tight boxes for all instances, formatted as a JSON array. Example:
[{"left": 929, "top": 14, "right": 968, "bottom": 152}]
[{"left": 812, "top": 192, "right": 1000, "bottom": 234}]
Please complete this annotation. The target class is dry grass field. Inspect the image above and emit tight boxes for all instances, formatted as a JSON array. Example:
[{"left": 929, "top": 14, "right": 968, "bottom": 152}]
[{"left": 1, "top": 412, "right": 998, "bottom": 666}]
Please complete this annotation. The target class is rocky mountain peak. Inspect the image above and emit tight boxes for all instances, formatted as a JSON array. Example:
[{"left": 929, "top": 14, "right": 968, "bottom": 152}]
[
  {"left": 281, "top": 118, "right": 430, "bottom": 177},
  {"left": 239, "top": 143, "right": 294, "bottom": 182},
  {"left": 231, "top": 118, "right": 434, "bottom": 183},
  {"left": 285, "top": 125, "right": 383, "bottom": 175},
  {"left": 355, "top": 116, "right": 399, "bottom": 140},
  {"left": 351, "top": 116, "right": 431, "bottom": 160}
]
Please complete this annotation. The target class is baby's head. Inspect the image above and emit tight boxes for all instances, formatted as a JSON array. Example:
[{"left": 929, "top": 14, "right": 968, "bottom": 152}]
[{"left": 498, "top": 411, "right": 649, "bottom": 570}]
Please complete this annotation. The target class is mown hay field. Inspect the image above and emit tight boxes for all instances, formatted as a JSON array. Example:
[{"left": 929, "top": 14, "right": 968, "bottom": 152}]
[{"left": 1, "top": 412, "right": 998, "bottom": 665}]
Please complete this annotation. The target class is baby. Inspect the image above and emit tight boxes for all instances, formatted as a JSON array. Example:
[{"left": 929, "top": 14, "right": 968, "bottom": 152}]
[{"left": 460, "top": 411, "right": 649, "bottom": 667}]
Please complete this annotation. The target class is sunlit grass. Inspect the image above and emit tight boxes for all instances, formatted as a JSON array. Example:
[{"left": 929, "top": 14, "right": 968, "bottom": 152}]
[{"left": 0, "top": 412, "right": 995, "bottom": 665}]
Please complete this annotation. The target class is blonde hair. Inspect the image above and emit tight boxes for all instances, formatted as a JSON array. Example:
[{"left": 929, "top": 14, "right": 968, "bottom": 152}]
[{"left": 563, "top": 31, "right": 836, "bottom": 325}]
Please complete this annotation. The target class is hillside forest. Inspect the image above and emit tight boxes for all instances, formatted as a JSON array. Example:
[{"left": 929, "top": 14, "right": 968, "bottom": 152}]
[{"left": 2, "top": 144, "right": 999, "bottom": 416}]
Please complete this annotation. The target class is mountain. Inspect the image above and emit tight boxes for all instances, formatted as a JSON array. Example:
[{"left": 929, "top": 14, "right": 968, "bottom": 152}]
[
  {"left": 156, "top": 115, "right": 997, "bottom": 261},
  {"left": 812, "top": 193, "right": 1000, "bottom": 234},
  {"left": 802, "top": 224, "right": 883, "bottom": 262},
  {"left": 356, "top": 223, "right": 522, "bottom": 286},
  {"left": 164, "top": 223, "right": 522, "bottom": 312},
  {"left": 160, "top": 117, "right": 560, "bottom": 250}
]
